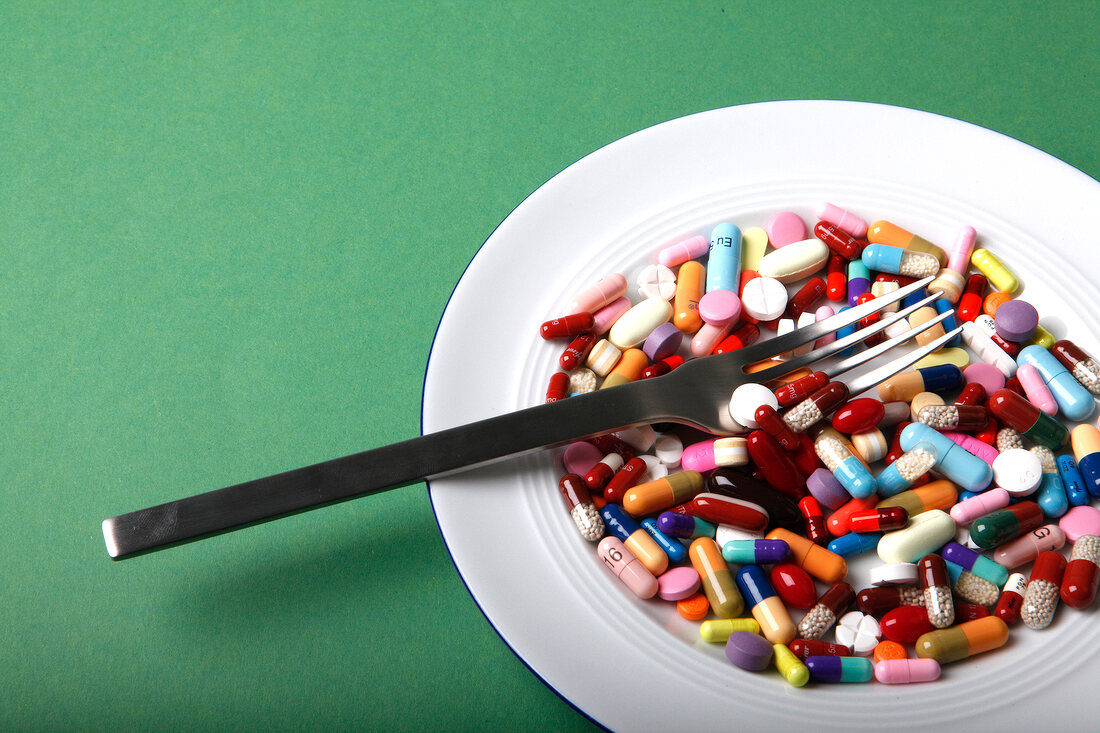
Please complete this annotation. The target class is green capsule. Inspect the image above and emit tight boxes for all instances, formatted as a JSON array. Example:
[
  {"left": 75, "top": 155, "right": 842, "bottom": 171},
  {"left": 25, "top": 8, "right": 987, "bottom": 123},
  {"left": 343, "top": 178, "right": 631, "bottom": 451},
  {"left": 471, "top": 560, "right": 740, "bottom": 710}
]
[
  {"left": 969, "top": 502, "right": 1044, "bottom": 549},
  {"left": 1020, "top": 410, "right": 1069, "bottom": 451}
]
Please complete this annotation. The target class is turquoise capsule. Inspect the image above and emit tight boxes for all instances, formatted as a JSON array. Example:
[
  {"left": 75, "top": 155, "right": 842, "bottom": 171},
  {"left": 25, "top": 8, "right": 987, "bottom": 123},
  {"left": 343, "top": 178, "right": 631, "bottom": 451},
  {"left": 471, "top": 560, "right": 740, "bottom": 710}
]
[
  {"left": 1035, "top": 472, "right": 1069, "bottom": 519},
  {"left": 706, "top": 222, "right": 741, "bottom": 293},
  {"left": 835, "top": 455, "right": 877, "bottom": 499},
  {"left": 805, "top": 655, "right": 874, "bottom": 683}
]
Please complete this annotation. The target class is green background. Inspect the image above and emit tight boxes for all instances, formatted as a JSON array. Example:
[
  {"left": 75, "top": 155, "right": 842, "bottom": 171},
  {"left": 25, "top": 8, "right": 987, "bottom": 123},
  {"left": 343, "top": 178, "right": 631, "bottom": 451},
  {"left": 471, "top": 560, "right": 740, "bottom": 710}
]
[{"left": 3, "top": 2, "right": 1097, "bottom": 730}]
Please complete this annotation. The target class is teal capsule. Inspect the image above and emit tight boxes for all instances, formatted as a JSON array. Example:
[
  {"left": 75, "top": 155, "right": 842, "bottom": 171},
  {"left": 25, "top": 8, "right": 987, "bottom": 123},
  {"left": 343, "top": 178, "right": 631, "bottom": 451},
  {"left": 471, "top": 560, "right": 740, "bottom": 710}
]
[
  {"left": 805, "top": 655, "right": 874, "bottom": 683},
  {"left": 1035, "top": 472, "right": 1069, "bottom": 519},
  {"left": 969, "top": 502, "right": 1044, "bottom": 549}
]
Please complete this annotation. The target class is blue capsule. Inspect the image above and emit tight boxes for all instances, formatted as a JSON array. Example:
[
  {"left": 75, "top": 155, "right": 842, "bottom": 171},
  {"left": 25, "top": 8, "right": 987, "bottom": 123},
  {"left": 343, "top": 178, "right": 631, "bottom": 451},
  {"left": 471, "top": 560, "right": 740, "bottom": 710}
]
[
  {"left": 1057, "top": 454, "right": 1090, "bottom": 507},
  {"left": 706, "top": 222, "right": 741, "bottom": 294},
  {"left": 933, "top": 298, "right": 963, "bottom": 348},
  {"left": 1034, "top": 472, "right": 1069, "bottom": 519},
  {"left": 641, "top": 518, "right": 687, "bottom": 564},
  {"left": 847, "top": 260, "right": 870, "bottom": 307},
  {"left": 1018, "top": 345, "right": 1096, "bottom": 422},
  {"left": 827, "top": 531, "right": 882, "bottom": 557},
  {"left": 656, "top": 511, "right": 716, "bottom": 539},
  {"left": 941, "top": 541, "right": 1009, "bottom": 587},
  {"left": 900, "top": 422, "right": 992, "bottom": 492}
]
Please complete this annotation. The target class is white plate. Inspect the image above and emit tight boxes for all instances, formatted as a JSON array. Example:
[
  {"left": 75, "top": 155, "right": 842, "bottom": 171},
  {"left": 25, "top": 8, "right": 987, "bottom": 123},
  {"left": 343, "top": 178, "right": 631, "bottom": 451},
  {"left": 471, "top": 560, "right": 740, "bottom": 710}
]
[{"left": 423, "top": 101, "right": 1100, "bottom": 731}]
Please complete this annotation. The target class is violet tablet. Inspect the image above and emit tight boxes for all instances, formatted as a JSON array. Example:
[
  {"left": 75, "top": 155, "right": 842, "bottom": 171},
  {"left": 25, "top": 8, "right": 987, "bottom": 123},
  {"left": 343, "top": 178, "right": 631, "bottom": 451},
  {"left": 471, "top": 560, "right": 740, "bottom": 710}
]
[
  {"left": 725, "top": 630, "right": 774, "bottom": 671},
  {"left": 807, "top": 467, "right": 850, "bottom": 509},
  {"left": 642, "top": 322, "right": 683, "bottom": 362},
  {"left": 994, "top": 299, "right": 1039, "bottom": 342}
]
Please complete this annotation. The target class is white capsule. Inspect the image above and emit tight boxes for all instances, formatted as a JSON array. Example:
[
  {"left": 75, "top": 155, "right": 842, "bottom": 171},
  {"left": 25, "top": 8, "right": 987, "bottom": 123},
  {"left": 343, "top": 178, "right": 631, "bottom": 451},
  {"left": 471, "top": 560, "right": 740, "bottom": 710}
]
[{"left": 608, "top": 297, "right": 673, "bottom": 349}]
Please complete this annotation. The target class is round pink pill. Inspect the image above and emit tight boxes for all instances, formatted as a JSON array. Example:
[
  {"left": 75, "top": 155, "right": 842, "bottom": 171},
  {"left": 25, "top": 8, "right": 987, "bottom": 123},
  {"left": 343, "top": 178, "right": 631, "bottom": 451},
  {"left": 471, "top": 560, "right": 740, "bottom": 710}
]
[
  {"left": 562, "top": 441, "right": 603, "bottom": 476},
  {"left": 963, "top": 362, "right": 1006, "bottom": 395},
  {"left": 1059, "top": 505, "right": 1100, "bottom": 542},
  {"left": 656, "top": 566, "right": 702, "bottom": 601},
  {"left": 766, "top": 211, "right": 807, "bottom": 248},
  {"left": 698, "top": 289, "right": 741, "bottom": 327}
]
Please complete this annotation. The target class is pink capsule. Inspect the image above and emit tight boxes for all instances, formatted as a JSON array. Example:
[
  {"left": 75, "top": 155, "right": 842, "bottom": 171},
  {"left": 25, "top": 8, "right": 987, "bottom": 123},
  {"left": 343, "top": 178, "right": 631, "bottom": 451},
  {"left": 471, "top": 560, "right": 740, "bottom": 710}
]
[
  {"left": 874, "top": 658, "right": 941, "bottom": 684},
  {"left": 1016, "top": 363, "right": 1058, "bottom": 416},
  {"left": 657, "top": 235, "right": 710, "bottom": 268},
  {"left": 940, "top": 431, "right": 999, "bottom": 464},
  {"left": 817, "top": 202, "right": 868, "bottom": 238},
  {"left": 598, "top": 536, "right": 658, "bottom": 599},
  {"left": 950, "top": 487, "right": 1011, "bottom": 525},
  {"left": 591, "top": 296, "right": 633, "bottom": 335},
  {"left": 567, "top": 273, "right": 628, "bottom": 314}
]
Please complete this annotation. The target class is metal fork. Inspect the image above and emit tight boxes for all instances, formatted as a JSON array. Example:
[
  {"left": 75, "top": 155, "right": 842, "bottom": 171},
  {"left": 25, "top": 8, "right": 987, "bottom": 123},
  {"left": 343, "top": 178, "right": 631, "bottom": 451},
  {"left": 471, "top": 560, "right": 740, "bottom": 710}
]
[{"left": 103, "top": 275, "right": 954, "bottom": 559}]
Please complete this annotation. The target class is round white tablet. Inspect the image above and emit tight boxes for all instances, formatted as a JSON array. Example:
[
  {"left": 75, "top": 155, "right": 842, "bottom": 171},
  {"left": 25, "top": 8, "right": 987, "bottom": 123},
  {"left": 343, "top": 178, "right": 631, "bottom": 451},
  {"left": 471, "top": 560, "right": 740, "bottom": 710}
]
[
  {"left": 654, "top": 434, "right": 684, "bottom": 468},
  {"left": 636, "top": 263, "right": 677, "bottom": 300},
  {"left": 740, "top": 276, "right": 788, "bottom": 320},
  {"left": 992, "top": 448, "right": 1043, "bottom": 496},
  {"left": 728, "top": 383, "right": 779, "bottom": 429},
  {"left": 834, "top": 611, "right": 881, "bottom": 656}
]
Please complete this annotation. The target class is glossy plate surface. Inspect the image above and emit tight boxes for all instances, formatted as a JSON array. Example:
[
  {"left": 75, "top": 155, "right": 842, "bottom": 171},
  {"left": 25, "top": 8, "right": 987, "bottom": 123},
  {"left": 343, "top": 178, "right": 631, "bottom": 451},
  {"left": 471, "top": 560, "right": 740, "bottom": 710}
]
[{"left": 424, "top": 101, "right": 1100, "bottom": 731}]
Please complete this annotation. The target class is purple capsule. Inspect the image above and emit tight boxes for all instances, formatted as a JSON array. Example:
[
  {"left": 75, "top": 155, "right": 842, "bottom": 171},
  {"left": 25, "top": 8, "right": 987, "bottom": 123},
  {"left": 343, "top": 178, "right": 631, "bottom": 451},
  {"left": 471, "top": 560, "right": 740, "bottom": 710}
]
[
  {"left": 806, "top": 655, "right": 874, "bottom": 683},
  {"left": 721, "top": 539, "right": 790, "bottom": 564},
  {"left": 656, "top": 511, "right": 715, "bottom": 539}
]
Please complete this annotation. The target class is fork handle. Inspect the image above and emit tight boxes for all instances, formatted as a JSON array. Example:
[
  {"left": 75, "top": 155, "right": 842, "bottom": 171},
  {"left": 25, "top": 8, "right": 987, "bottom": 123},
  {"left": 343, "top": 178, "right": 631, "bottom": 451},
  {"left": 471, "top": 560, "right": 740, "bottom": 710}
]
[{"left": 102, "top": 378, "right": 669, "bottom": 559}]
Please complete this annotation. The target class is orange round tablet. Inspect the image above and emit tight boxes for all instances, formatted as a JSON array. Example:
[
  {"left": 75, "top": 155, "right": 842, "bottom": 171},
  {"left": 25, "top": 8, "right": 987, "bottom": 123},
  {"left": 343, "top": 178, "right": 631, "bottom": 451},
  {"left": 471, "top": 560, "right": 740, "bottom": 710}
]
[
  {"left": 874, "top": 639, "right": 907, "bottom": 664},
  {"left": 677, "top": 593, "right": 711, "bottom": 621}
]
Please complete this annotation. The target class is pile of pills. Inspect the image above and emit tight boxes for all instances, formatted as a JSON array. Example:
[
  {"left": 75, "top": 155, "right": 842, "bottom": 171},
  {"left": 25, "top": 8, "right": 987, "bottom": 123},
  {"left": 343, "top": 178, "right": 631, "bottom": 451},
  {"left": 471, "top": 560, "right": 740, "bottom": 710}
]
[{"left": 541, "top": 203, "right": 1100, "bottom": 687}]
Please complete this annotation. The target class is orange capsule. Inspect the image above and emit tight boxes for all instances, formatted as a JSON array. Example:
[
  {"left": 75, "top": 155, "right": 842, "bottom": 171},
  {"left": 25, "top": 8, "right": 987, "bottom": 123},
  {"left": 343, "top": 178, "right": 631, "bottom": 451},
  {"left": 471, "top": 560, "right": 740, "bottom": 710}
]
[
  {"left": 673, "top": 260, "right": 705, "bottom": 334},
  {"left": 622, "top": 471, "right": 704, "bottom": 516},
  {"left": 765, "top": 528, "right": 847, "bottom": 583}
]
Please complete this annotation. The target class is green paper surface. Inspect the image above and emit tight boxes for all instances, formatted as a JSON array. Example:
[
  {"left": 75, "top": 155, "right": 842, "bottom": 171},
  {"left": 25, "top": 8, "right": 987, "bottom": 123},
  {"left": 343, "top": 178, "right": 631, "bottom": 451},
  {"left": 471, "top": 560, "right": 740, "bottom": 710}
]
[{"left": 2, "top": 2, "right": 1099, "bottom": 730}]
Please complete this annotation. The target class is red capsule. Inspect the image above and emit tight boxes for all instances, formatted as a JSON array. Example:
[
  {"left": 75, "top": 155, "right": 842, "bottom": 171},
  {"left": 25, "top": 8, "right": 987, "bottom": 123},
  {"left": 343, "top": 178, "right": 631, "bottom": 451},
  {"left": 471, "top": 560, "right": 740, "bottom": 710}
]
[
  {"left": 957, "top": 274, "right": 986, "bottom": 323},
  {"left": 587, "top": 435, "right": 636, "bottom": 462},
  {"left": 799, "top": 496, "right": 829, "bottom": 545},
  {"left": 540, "top": 312, "right": 595, "bottom": 339},
  {"left": 814, "top": 221, "right": 867, "bottom": 260},
  {"left": 775, "top": 371, "right": 829, "bottom": 407},
  {"left": 848, "top": 506, "right": 909, "bottom": 533},
  {"left": 855, "top": 292, "right": 885, "bottom": 347},
  {"left": 857, "top": 585, "right": 921, "bottom": 617},
  {"left": 558, "top": 473, "right": 593, "bottom": 511},
  {"left": 603, "top": 457, "right": 647, "bottom": 503},
  {"left": 584, "top": 453, "right": 624, "bottom": 490},
  {"left": 991, "top": 330, "right": 1020, "bottom": 358},
  {"left": 826, "top": 254, "right": 847, "bottom": 303},
  {"left": 880, "top": 604, "right": 934, "bottom": 643},
  {"left": 559, "top": 332, "right": 596, "bottom": 371},
  {"left": 988, "top": 388, "right": 1062, "bottom": 440},
  {"left": 712, "top": 322, "right": 760, "bottom": 354},
  {"left": 1031, "top": 550, "right": 1068, "bottom": 586},
  {"left": 955, "top": 382, "right": 987, "bottom": 406},
  {"left": 1053, "top": 339, "right": 1097, "bottom": 374},
  {"left": 816, "top": 581, "right": 857, "bottom": 617},
  {"left": 1062, "top": 552, "right": 1100, "bottom": 610},
  {"left": 873, "top": 273, "right": 916, "bottom": 286},
  {"left": 884, "top": 420, "right": 910, "bottom": 465},
  {"left": 545, "top": 372, "right": 570, "bottom": 402},
  {"left": 640, "top": 354, "right": 684, "bottom": 379},
  {"left": 827, "top": 495, "right": 880, "bottom": 537},
  {"left": 789, "top": 638, "right": 852, "bottom": 660},
  {"left": 955, "top": 603, "right": 990, "bottom": 621},
  {"left": 975, "top": 416, "right": 999, "bottom": 445},
  {"left": 746, "top": 430, "right": 806, "bottom": 500},
  {"left": 791, "top": 432, "right": 823, "bottom": 477},
  {"left": 756, "top": 404, "right": 801, "bottom": 451},
  {"left": 770, "top": 562, "right": 818, "bottom": 609},
  {"left": 787, "top": 277, "right": 828, "bottom": 320},
  {"left": 831, "top": 398, "right": 886, "bottom": 434},
  {"left": 994, "top": 574, "right": 1027, "bottom": 625},
  {"left": 676, "top": 492, "right": 769, "bottom": 531},
  {"left": 788, "top": 382, "right": 850, "bottom": 433}
]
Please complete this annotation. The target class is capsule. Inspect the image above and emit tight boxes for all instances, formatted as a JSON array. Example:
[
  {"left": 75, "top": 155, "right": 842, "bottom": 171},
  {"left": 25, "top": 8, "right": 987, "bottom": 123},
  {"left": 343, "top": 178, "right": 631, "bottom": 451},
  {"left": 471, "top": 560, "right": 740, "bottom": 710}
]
[
  {"left": 721, "top": 539, "right": 790, "bottom": 564},
  {"left": 584, "top": 452, "right": 624, "bottom": 491},
  {"left": 899, "top": 422, "right": 993, "bottom": 493},
  {"left": 1062, "top": 535, "right": 1100, "bottom": 609},
  {"left": 826, "top": 254, "right": 847, "bottom": 302},
  {"left": 919, "top": 554, "right": 955, "bottom": 628},
  {"left": 773, "top": 643, "right": 810, "bottom": 687},
  {"left": 559, "top": 333, "right": 597, "bottom": 372},
  {"left": 600, "top": 504, "right": 668, "bottom": 576},
  {"left": 540, "top": 312, "right": 595, "bottom": 340},
  {"left": 784, "top": 382, "right": 850, "bottom": 434},
  {"left": 849, "top": 507, "right": 909, "bottom": 533},
  {"left": 876, "top": 442, "right": 939, "bottom": 497},
  {"left": 603, "top": 456, "right": 648, "bottom": 503},
  {"left": 673, "top": 260, "right": 705, "bottom": 334},
  {"left": 951, "top": 487, "right": 1011, "bottom": 525},
  {"left": 796, "top": 581, "right": 855, "bottom": 640},
  {"left": 600, "top": 347, "right": 649, "bottom": 389},
  {"left": 993, "top": 523, "right": 1066, "bottom": 569},
  {"left": 735, "top": 565, "right": 796, "bottom": 644},
  {"left": 1052, "top": 340, "right": 1100, "bottom": 395},
  {"left": 558, "top": 473, "right": 605, "bottom": 542},
  {"left": 597, "top": 537, "right": 658, "bottom": 599},
  {"left": 1021, "top": 550, "right": 1067, "bottom": 629},
  {"left": 827, "top": 531, "right": 882, "bottom": 557},
  {"left": 916, "top": 404, "right": 988, "bottom": 432},
  {"left": 705, "top": 469, "right": 803, "bottom": 532},
  {"left": 875, "top": 658, "right": 942, "bottom": 684},
  {"left": 755, "top": 404, "right": 800, "bottom": 451},
  {"left": 915, "top": 616, "right": 1009, "bottom": 664},
  {"left": 1072, "top": 424, "right": 1100, "bottom": 498},
  {"left": 688, "top": 537, "right": 744, "bottom": 618},
  {"left": 969, "top": 501, "right": 1045, "bottom": 550},
  {"left": 699, "top": 617, "right": 761, "bottom": 643},
  {"left": 656, "top": 510, "right": 715, "bottom": 540},
  {"left": 622, "top": 470, "right": 703, "bottom": 516},
  {"left": 789, "top": 638, "right": 852, "bottom": 660},
  {"left": 880, "top": 603, "right": 934, "bottom": 643},
  {"left": 987, "top": 388, "right": 1068, "bottom": 450},
  {"left": 878, "top": 364, "right": 964, "bottom": 402},
  {"left": 876, "top": 509, "right": 957, "bottom": 564},
  {"left": 994, "top": 573, "right": 1028, "bottom": 625},
  {"left": 813, "top": 221, "right": 866, "bottom": 259},
  {"left": 862, "top": 243, "right": 940, "bottom": 279},
  {"left": 805, "top": 655, "right": 874, "bottom": 683},
  {"left": 846, "top": 260, "right": 870, "bottom": 307},
  {"left": 1057, "top": 454, "right": 1091, "bottom": 508},
  {"left": 765, "top": 528, "right": 848, "bottom": 583},
  {"left": 814, "top": 433, "right": 877, "bottom": 499},
  {"left": 712, "top": 322, "right": 760, "bottom": 354},
  {"left": 1032, "top": 446, "right": 1069, "bottom": 519},
  {"left": 706, "top": 222, "right": 741, "bottom": 294},
  {"left": 774, "top": 370, "right": 829, "bottom": 407},
  {"left": 1017, "top": 344, "right": 1096, "bottom": 421},
  {"left": 942, "top": 540, "right": 1009, "bottom": 588},
  {"left": 675, "top": 492, "right": 770, "bottom": 531},
  {"left": 827, "top": 495, "right": 880, "bottom": 537},
  {"left": 877, "top": 479, "right": 958, "bottom": 517},
  {"left": 798, "top": 496, "right": 829, "bottom": 545},
  {"left": 970, "top": 248, "right": 1018, "bottom": 293},
  {"left": 856, "top": 585, "right": 924, "bottom": 617}
]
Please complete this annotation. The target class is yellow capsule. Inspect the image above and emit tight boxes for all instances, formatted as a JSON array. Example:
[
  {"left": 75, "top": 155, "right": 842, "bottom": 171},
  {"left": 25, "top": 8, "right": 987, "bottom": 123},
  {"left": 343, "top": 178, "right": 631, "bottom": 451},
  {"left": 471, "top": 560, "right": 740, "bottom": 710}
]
[
  {"left": 699, "top": 618, "right": 760, "bottom": 643},
  {"left": 1026, "top": 325, "right": 1055, "bottom": 349},
  {"left": 741, "top": 227, "right": 769, "bottom": 272},
  {"left": 773, "top": 643, "right": 810, "bottom": 687},
  {"left": 970, "top": 248, "right": 1019, "bottom": 294},
  {"left": 913, "top": 347, "right": 970, "bottom": 370}
]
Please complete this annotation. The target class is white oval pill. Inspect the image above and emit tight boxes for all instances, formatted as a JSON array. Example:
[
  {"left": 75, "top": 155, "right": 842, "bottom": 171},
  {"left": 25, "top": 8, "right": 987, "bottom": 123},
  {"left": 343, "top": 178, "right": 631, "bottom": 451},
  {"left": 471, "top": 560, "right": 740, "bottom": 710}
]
[
  {"left": 729, "top": 383, "right": 779, "bottom": 429},
  {"left": 877, "top": 510, "right": 957, "bottom": 563},
  {"left": 741, "top": 276, "right": 788, "bottom": 320},
  {"left": 869, "top": 562, "right": 918, "bottom": 586},
  {"left": 608, "top": 297, "right": 673, "bottom": 349},
  {"left": 636, "top": 264, "right": 677, "bottom": 300},
  {"left": 757, "top": 237, "right": 829, "bottom": 284},
  {"left": 992, "top": 448, "right": 1043, "bottom": 496},
  {"left": 639, "top": 454, "right": 668, "bottom": 481}
]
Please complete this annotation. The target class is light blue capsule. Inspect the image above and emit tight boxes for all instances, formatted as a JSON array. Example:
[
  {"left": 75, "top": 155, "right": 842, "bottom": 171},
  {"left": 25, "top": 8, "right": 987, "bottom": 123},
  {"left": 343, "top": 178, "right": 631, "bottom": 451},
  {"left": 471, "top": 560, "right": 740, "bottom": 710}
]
[
  {"left": 1018, "top": 345, "right": 1096, "bottom": 422},
  {"left": 706, "top": 222, "right": 741, "bottom": 294},
  {"left": 1035, "top": 472, "right": 1069, "bottom": 519},
  {"left": 900, "top": 423, "right": 992, "bottom": 492}
]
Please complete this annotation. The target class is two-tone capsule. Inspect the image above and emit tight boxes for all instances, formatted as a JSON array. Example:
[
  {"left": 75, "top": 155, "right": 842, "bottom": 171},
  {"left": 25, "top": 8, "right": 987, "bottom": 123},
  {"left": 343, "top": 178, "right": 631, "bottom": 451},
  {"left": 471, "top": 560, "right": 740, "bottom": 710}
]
[
  {"left": 735, "top": 565, "right": 797, "bottom": 644},
  {"left": 915, "top": 616, "right": 1009, "bottom": 664},
  {"left": 689, "top": 537, "right": 744, "bottom": 618}
]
